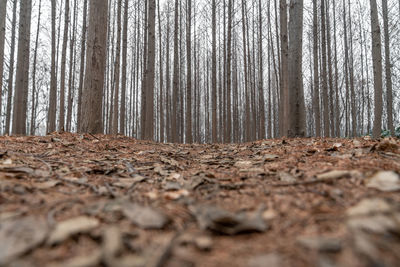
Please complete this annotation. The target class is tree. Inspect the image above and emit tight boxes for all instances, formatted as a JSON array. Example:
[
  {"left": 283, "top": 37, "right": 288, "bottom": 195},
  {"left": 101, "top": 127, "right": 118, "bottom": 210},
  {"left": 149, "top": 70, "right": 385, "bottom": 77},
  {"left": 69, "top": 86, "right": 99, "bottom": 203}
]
[
  {"left": 112, "top": 0, "right": 122, "bottom": 134},
  {"left": 30, "top": 0, "right": 42, "bottom": 135},
  {"left": 279, "top": 0, "right": 289, "bottom": 137},
  {"left": 369, "top": 0, "right": 383, "bottom": 139},
  {"left": 321, "top": 0, "right": 329, "bottom": 137},
  {"left": 59, "top": 0, "right": 70, "bottom": 131},
  {"left": 12, "top": 0, "right": 32, "bottom": 135},
  {"left": 142, "top": 0, "right": 156, "bottom": 140},
  {"left": 185, "top": 0, "right": 192, "bottom": 144},
  {"left": 48, "top": 0, "right": 57, "bottom": 133},
  {"left": 0, "top": 0, "right": 6, "bottom": 127},
  {"left": 77, "top": 0, "right": 88, "bottom": 131},
  {"left": 382, "top": 0, "right": 394, "bottom": 135},
  {"left": 80, "top": 0, "right": 108, "bottom": 134},
  {"left": 211, "top": 0, "right": 217, "bottom": 143},
  {"left": 287, "top": 0, "right": 306, "bottom": 137},
  {"left": 5, "top": 0, "right": 17, "bottom": 135},
  {"left": 171, "top": 0, "right": 179, "bottom": 142},
  {"left": 120, "top": 0, "right": 129, "bottom": 135},
  {"left": 312, "top": 0, "right": 321, "bottom": 137}
]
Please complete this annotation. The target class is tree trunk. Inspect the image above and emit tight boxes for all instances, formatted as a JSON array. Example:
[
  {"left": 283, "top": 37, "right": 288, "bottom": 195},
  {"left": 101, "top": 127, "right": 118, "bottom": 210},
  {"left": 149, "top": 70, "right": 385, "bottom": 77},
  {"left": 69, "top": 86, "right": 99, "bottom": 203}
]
[
  {"left": 66, "top": 0, "right": 77, "bottom": 132},
  {"left": 287, "top": 0, "right": 306, "bottom": 137},
  {"left": 211, "top": 0, "right": 217, "bottom": 143},
  {"left": 279, "top": 0, "right": 289, "bottom": 137},
  {"left": 59, "top": 0, "right": 70, "bottom": 131},
  {"left": 120, "top": 0, "right": 129, "bottom": 135},
  {"left": 30, "top": 0, "right": 42, "bottom": 135},
  {"left": 48, "top": 0, "right": 57, "bottom": 133},
  {"left": 77, "top": 0, "right": 88, "bottom": 131},
  {"left": 12, "top": 0, "right": 32, "bottom": 135},
  {"left": 142, "top": 0, "right": 156, "bottom": 140},
  {"left": 382, "top": 0, "right": 394, "bottom": 135},
  {"left": 312, "top": 0, "right": 321, "bottom": 137},
  {"left": 80, "top": 0, "right": 108, "bottom": 134},
  {"left": 369, "top": 0, "right": 383, "bottom": 139},
  {"left": 171, "top": 0, "right": 179, "bottom": 142},
  {"left": 112, "top": 0, "right": 122, "bottom": 134},
  {"left": 0, "top": 0, "right": 6, "bottom": 129},
  {"left": 5, "top": 0, "right": 16, "bottom": 135},
  {"left": 321, "top": 0, "right": 329, "bottom": 137},
  {"left": 185, "top": 0, "right": 192, "bottom": 143},
  {"left": 258, "top": 0, "right": 265, "bottom": 139}
]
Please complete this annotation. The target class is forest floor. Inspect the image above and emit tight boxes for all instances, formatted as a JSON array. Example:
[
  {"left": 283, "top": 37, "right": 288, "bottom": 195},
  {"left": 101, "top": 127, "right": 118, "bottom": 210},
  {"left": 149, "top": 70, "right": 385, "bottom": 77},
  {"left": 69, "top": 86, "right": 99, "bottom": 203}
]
[{"left": 0, "top": 133, "right": 400, "bottom": 267}]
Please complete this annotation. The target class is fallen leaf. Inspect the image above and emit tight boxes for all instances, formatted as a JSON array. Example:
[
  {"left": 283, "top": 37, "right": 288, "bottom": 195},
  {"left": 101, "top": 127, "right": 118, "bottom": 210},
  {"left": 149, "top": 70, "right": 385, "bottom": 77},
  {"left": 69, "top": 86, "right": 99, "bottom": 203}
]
[
  {"left": 47, "top": 216, "right": 100, "bottom": 245},
  {"left": 366, "top": 171, "right": 400, "bottom": 192},
  {"left": 346, "top": 198, "right": 392, "bottom": 217},
  {"left": 234, "top": 161, "right": 253, "bottom": 169},
  {"left": 0, "top": 217, "right": 48, "bottom": 265},
  {"left": 122, "top": 203, "right": 169, "bottom": 229},
  {"left": 316, "top": 170, "right": 352, "bottom": 180},
  {"left": 248, "top": 253, "right": 282, "bottom": 267},
  {"left": 278, "top": 172, "right": 296, "bottom": 183},
  {"left": 164, "top": 189, "right": 190, "bottom": 200},
  {"left": 192, "top": 205, "right": 268, "bottom": 235},
  {"left": 297, "top": 236, "right": 342, "bottom": 252},
  {"left": 263, "top": 154, "right": 279, "bottom": 162}
]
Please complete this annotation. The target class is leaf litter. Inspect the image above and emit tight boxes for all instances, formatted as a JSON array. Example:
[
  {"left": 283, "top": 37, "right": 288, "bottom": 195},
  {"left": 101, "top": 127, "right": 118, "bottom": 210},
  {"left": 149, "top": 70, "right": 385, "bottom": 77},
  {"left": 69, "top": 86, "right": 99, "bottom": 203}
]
[{"left": 0, "top": 133, "right": 399, "bottom": 266}]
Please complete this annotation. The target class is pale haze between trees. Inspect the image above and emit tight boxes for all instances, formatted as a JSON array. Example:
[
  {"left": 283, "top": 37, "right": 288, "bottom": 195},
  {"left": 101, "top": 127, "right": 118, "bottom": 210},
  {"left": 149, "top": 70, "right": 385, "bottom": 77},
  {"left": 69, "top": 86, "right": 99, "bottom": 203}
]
[{"left": 0, "top": 0, "right": 398, "bottom": 143}]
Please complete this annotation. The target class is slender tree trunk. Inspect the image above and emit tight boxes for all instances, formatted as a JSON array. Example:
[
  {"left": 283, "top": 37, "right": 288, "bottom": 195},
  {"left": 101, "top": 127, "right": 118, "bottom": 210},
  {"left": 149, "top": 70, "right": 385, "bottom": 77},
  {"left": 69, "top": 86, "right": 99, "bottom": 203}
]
[
  {"left": 120, "top": 0, "right": 128, "bottom": 135},
  {"left": 241, "top": 0, "right": 250, "bottom": 142},
  {"left": 48, "top": 0, "right": 58, "bottom": 133},
  {"left": 211, "top": 0, "right": 217, "bottom": 143},
  {"left": 0, "top": 0, "right": 6, "bottom": 130},
  {"left": 185, "top": 0, "right": 192, "bottom": 143},
  {"left": 347, "top": 0, "right": 356, "bottom": 137},
  {"left": 80, "top": 0, "right": 108, "bottom": 134},
  {"left": 287, "top": 0, "right": 306, "bottom": 137},
  {"left": 171, "top": 0, "right": 179, "bottom": 142},
  {"left": 382, "top": 0, "right": 395, "bottom": 135},
  {"left": 226, "top": 0, "right": 233, "bottom": 143},
  {"left": 326, "top": 0, "right": 335, "bottom": 137},
  {"left": 321, "top": 0, "right": 329, "bottom": 137},
  {"left": 279, "top": 0, "right": 289, "bottom": 137},
  {"left": 369, "top": 0, "right": 383, "bottom": 139},
  {"left": 59, "top": 0, "right": 70, "bottom": 131},
  {"left": 12, "top": 0, "right": 32, "bottom": 135},
  {"left": 332, "top": 0, "right": 340, "bottom": 137},
  {"left": 112, "top": 0, "right": 122, "bottom": 134},
  {"left": 5, "top": 0, "right": 16, "bottom": 135},
  {"left": 157, "top": 0, "right": 164, "bottom": 142},
  {"left": 258, "top": 0, "right": 265, "bottom": 139},
  {"left": 77, "top": 0, "right": 87, "bottom": 131},
  {"left": 30, "top": 0, "right": 42, "bottom": 135},
  {"left": 312, "top": 0, "right": 321, "bottom": 137},
  {"left": 142, "top": 0, "right": 156, "bottom": 140},
  {"left": 66, "top": 0, "right": 77, "bottom": 132}
]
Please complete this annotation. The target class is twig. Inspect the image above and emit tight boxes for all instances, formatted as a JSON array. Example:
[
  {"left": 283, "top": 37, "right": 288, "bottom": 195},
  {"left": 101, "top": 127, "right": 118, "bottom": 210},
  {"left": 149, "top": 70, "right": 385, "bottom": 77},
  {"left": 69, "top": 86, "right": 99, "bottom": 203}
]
[
  {"left": 89, "top": 133, "right": 101, "bottom": 141},
  {"left": 105, "top": 182, "right": 119, "bottom": 198}
]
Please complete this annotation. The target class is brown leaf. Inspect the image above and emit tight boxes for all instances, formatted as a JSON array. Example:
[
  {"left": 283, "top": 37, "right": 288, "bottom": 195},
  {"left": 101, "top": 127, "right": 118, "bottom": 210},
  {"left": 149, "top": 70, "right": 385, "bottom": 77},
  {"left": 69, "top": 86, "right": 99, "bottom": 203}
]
[{"left": 122, "top": 203, "right": 169, "bottom": 229}]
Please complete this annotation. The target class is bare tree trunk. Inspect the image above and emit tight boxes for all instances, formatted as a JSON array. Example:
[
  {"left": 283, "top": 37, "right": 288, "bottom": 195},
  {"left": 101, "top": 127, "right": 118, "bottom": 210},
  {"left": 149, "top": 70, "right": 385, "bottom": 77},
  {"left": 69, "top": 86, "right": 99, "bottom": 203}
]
[
  {"left": 279, "top": 0, "right": 289, "bottom": 137},
  {"left": 30, "top": 0, "right": 42, "bottom": 135},
  {"left": 120, "top": 0, "right": 128, "bottom": 135},
  {"left": 48, "top": 0, "right": 57, "bottom": 133},
  {"left": 347, "top": 0, "right": 356, "bottom": 137},
  {"left": 59, "top": 0, "right": 70, "bottom": 131},
  {"left": 258, "top": 0, "right": 265, "bottom": 139},
  {"left": 241, "top": 0, "right": 250, "bottom": 142},
  {"left": 66, "top": 0, "right": 77, "bottom": 132},
  {"left": 287, "top": 0, "right": 306, "bottom": 137},
  {"left": 185, "top": 0, "right": 192, "bottom": 143},
  {"left": 0, "top": 0, "right": 6, "bottom": 130},
  {"left": 333, "top": 0, "right": 340, "bottom": 137},
  {"left": 211, "top": 0, "right": 217, "bottom": 143},
  {"left": 171, "top": 0, "right": 179, "bottom": 142},
  {"left": 77, "top": 0, "right": 87, "bottom": 131},
  {"left": 369, "top": 0, "right": 383, "bottom": 139},
  {"left": 5, "top": 0, "right": 16, "bottom": 135},
  {"left": 312, "top": 0, "right": 321, "bottom": 137},
  {"left": 157, "top": 0, "right": 164, "bottom": 142},
  {"left": 112, "top": 0, "right": 122, "bottom": 134},
  {"left": 12, "top": 0, "right": 32, "bottom": 135},
  {"left": 382, "top": 0, "right": 395, "bottom": 135},
  {"left": 80, "top": 0, "right": 108, "bottom": 134},
  {"left": 321, "top": 0, "right": 329, "bottom": 137},
  {"left": 142, "top": 0, "right": 156, "bottom": 140},
  {"left": 326, "top": 0, "right": 335, "bottom": 137}
]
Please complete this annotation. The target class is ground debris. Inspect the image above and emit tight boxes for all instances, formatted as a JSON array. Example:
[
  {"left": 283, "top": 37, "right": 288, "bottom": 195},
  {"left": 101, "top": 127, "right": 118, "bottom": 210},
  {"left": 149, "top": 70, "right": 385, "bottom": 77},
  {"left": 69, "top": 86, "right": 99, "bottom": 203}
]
[{"left": 0, "top": 133, "right": 399, "bottom": 267}]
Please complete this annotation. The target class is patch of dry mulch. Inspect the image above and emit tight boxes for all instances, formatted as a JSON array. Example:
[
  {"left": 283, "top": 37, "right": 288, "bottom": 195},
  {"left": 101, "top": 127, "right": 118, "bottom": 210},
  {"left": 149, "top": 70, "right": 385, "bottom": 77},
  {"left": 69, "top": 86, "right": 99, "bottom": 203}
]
[{"left": 0, "top": 132, "right": 399, "bottom": 267}]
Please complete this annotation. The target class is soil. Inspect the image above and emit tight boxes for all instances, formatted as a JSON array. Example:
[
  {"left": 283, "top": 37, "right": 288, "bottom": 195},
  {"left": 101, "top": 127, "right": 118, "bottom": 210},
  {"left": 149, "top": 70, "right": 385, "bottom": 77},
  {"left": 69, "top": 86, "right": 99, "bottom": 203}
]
[{"left": 0, "top": 133, "right": 399, "bottom": 267}]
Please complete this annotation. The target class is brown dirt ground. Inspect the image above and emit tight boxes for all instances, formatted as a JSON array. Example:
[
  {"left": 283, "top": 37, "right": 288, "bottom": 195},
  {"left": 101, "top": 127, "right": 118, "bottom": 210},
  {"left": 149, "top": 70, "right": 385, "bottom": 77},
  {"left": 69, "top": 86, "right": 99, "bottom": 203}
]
[{"left": 0, "top": 133, "right": 399, "bottom": 267}]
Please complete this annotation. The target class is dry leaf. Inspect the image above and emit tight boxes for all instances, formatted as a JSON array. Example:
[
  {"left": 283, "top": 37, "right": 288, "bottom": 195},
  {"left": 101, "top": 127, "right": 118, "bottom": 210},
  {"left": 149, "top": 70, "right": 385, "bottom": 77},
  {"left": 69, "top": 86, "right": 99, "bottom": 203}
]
[
  {"left": 366, "top": 171, "right": 400, "bottom": 192},
  {"left": 47, "top": 216, "right": 100, "bottom": 245},
  {"left": 122, "top": 203, "right": 169, "bottom": 229}
]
